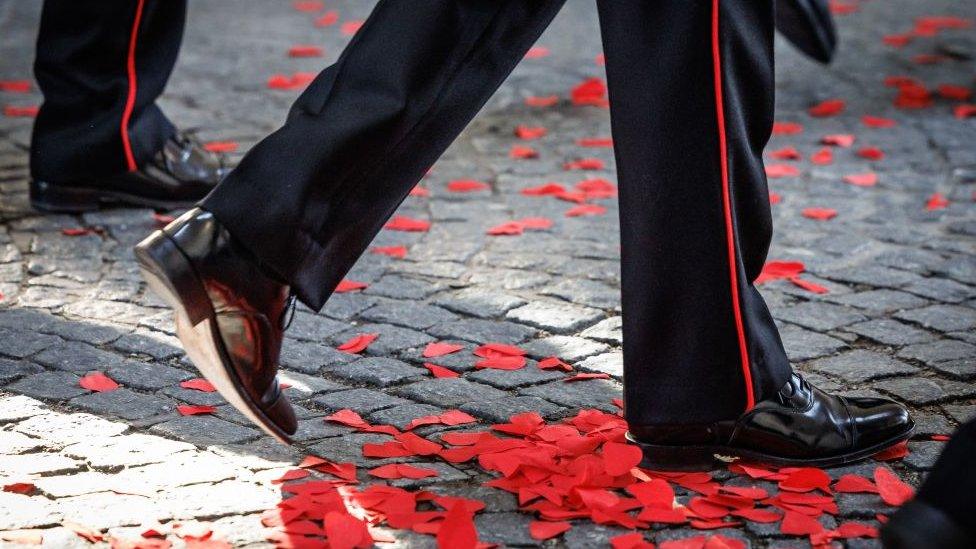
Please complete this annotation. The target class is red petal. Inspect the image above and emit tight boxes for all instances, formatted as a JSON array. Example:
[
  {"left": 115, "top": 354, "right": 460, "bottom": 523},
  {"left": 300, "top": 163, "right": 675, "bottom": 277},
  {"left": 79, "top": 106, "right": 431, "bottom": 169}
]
[
  {"left": 202, "top": 141, "right": 238, "bottom": 153},
  {"left": 874, "top": 467, "right": 914, "bottom": 506},
  {"left": 525, "top": 95, "right": 559, "bottom": 107},
  {"left": 424, "top": 342, "right": 465, "bottom": 358},
  {"left": 789, "top": 276, "right": 830, "bottom": 294},
  {"left": 772, "top": 121, "right": 803, "bottom": 135},
  {"left": 810, "top": 147, "right": 834, "bottom": 165},
  {"left": 779, "top": 467, "right": 832, "bottom": 493},
  {"left": 861, "top": 115, "right": 897, "bottom": 128},
  {"left": 475, "top": 355, "right": 526, "bottom": 370},
  {"left": 288, "top": 45, "right": 323, "bottom": 58},
  {"left": 337, "top": 333, "right": 379, "bottom": 353},
  {"left": 602, "top": 442, "right": 643, "bottom": 476},
  {"left": 857, "top": 146, "right": 885, "bottom": 160},
  {"left": 523, "top": 47, "right": 550, "bottom": 60},
  {"left": 3, "top": 482, "right": 34, "bottom": 494},
  {"left": 177, "top": 405, "right": 216, "bottom": 416},
  {"left": 538, "top": 357, "right": 573, "bottom": 372},
  {"left": 514, "top": 125, "right": 547, "bottom": 140},
  {"left": 474, "top": 343, "right": 526, "bottom": 357},
  {"left": 577, "top": 137, "right": 614, "bottom": 147},
  {"left": 925, "top": 192, "right": 949, "bottom": 211},
  {"left": 79, "top": 371, "right": 119, "bottom": 393},
  {"left": 335, "top": 279, "right": 368, "bottom": 293},
  {"left": 564, "top": 372, "right": 610, "bottom": 382},
  {"left": 565, "top": 204, "right": 607, "bottom": 217},
  {"left": 423, "top": 363, "right": 460, "bottom": 378},
  {"left": 834, "top": 474, "right": 878, "bottom": 493},
  {"left": 437, "top": 503, "right": 478, "bottom": 549},
  {"left": 843, "top": 172, "right": 878, "bottom": 187},
  {"left": 0, "top": 80, "right": 31, "bottom": 93},
  {"left": 314, "top": 10, "right": 339, "bottom": 26},
  {"left": 371, "top": 245, "right": 408, "bottom": 258},
  {"left": 820, "top": 134, "right": 855, "bottom": 147},
  {"left": 529, "top": 521, "right": 571, "bottom": 540},
  {"left": 385, "top": 215, "right": 431, "bottom": 232},
  {"left": 180, "top": 378, "right": 216, "bottom": 393},
  {"left": 340, "top": 20, "right": 364, "bottom": 36},
  {"left": 570, "top": 77, "right": 608, "bottom": 107},
  {"left": 2, "top": 105, "right": 39, "bottom": 117},
  {"left": 292, "top": 1, "right": 323, "bottom": 12},
  {"left": 448, "top": 179, "right": 490, "bottom": 192},
  {"left": 765, "top": 164, "right": 801, "bottom": 178},
  {"left": 272, "top": 469, "right": 310, "bottom": 484},
  {"left": 808, "top": 99, "right": 845, "bottom": 117},
  {"left": 780, "top": 511, "right": 824, "bottom": 535}
]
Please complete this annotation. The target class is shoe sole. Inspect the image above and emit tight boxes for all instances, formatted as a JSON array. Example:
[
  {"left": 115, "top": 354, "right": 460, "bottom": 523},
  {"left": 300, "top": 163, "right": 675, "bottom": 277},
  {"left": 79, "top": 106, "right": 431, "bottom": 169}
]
[
  {"left": 134, "top": 229, "right": 293, "bottom": 445},
  {"left": 31, "top": 180, "right": 200, "bottom": 213},
  {"left": 628, "top": 423, "right": 914, "bottom": 471}
]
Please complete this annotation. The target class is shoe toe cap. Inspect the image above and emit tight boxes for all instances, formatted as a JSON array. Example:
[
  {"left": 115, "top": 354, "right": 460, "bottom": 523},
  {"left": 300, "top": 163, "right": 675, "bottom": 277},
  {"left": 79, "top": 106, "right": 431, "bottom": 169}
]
[{"left": 846, "top": 396, "right": 913, "bottom": 446}]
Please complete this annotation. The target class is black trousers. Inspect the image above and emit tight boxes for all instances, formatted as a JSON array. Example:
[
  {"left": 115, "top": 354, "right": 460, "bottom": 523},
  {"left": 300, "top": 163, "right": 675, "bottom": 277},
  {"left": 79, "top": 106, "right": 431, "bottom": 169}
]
[
  {"left": 204, "top": 0, "right": 793, "bottom": 425},
  {"left": 30, "top": 0, "right": 185, "bottom": 182}
]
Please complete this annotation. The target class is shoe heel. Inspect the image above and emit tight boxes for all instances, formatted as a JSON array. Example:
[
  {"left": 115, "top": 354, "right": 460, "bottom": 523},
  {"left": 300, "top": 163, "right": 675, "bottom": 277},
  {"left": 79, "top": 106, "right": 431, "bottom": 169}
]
[
  {"left": 627, "top": 433, "right": 722, "bottom": 472},
  {"left": 134, "top": 231, "right": 211, "bottom": 326},
  {"left": 30, "top": 180, "right": 101, "bottom": 213}
]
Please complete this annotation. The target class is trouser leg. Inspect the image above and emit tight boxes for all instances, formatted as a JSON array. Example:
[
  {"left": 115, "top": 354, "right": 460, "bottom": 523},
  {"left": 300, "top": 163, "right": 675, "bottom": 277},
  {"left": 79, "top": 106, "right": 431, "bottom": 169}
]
[
  {"left": 31, "top": 0, "right": 185, "bottom": 182},
  {"left": 202, "top": 0, "right": 566, "bottom": 309},
  {"left": 596, "top": 0, "right": 792, "bottom": 425}
]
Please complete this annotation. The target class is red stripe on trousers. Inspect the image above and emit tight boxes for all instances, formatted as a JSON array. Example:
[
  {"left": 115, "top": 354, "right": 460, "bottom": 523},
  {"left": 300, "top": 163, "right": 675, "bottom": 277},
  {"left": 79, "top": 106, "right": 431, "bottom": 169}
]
[
  {"left": 121, "top": 0, "right": 146, "bottom": 172},
  {"left": 711, "top": 0, "right": 755, "bottom": 410}
]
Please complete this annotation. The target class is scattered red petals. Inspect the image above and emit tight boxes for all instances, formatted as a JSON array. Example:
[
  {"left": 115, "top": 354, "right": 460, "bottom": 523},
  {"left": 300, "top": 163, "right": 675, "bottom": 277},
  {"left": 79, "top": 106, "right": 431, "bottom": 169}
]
[
  {"left": 857, "top": 146, "right": 885, "bottom": 161},
  {"left": 437, "top": 502, "right": 478, "bottom": 549},
  {"left": 288, "top": 45, "right": 324, "bottom": 58},
  {"left": 335, "top": 279, "right": 368, "bottom": 293},
  {"left": 202, "top": 141, "right": 238, "bottom": 153},
  {"left": 79, "top": 371, "right": 119, "bottom": 393},
  {"left": 370, "top": 245, "right": 407, "bottom": 258},
  {"left": 340, "top": 20, "right": 364, "bottom": 36},
  {"left": 177, "top": 405, "right": 216, "bottom": 416},
  {"left": 564, "top": 157, "right": 605, "bottom": 170},
  {"left": 756, "top": 261, "right": 828, "bottom": 294},
  {"left": 810, "top": 148, "right": 833, "bottom": 165},
  {"left": 808, "top": 99, "right": 845, "bottom": 117},
  {"left": 538, "top": 356, "right": 573, "bottom": 372},
  {"left": 369, "top": 464, "right": 439, "bottom": 480},
  {"left": 937, "top": 84, "right": 972, "bottom": 101},
  {"left": 524, "top": 46, "right": 551, "bottom": 59},
  {"left": 577, "top": 137, "right": 614, "bottom": 147},
  {"left": 802, "top": 207, "right": 837, "bottom": 221},
  {"left": 3, "top": 105, "right": 38, "bottom": 117},
  {"left": 337, "top": 333, "right": 379, "bottom": 354},
  {"left": 0, "top": 80, "right": 31, "bottom": 93},
  {"left": 529, "top": 520, "right": 571, "bottom": 540},
  {"left": 405, "top": 410, "right": 476, "bottom": 430},
  {"left": 515, "top": 125, "right": 547, "bottom": 139},
  {"left": 565, "top": 204, "right": 607, "bottom": 217},
  {"left": 765, "top": 164, "right": 801, "bottom": 178},
  {"left": 272, "top": 469, "right": 310, "bottom": 484},
  {"left": 564, "top": 372, "right": 611, "bottom": 382},
  {"left": 834, "top": 474, "right": 879, "bottom": 494},
  {"left": 821, "top": 134, "right": 855, "bottom": 147},
  {"left": 874, "top": 467, "right": 914, "bottom": 506},
  {"left": 3, "top": 482, "right": 34, "bottom": 494},
  {"left": 525, "top": 95, "right": 559, "bottom": 107},
  {"left": 267, "top": 72, "right": 315, "bottom": 91},
  {"left": 844, "top": 172, "right": 878, "bottom": 187},
  {"left": 873, "top": 440, "right": 909, "bottom": 461},
  {"left": 862, "top": 115, "right": 897, "bottom": 128},
  {"left": 423, "top": 363, "right": 460, "bottom": 378},
  {"left": 772, "top": 121, "right": 803, "bottom": 135},
  {"left": 384, "top": 216, "right": 431, "bottom": 232},
  {"left": 448, "top": 179, "right": 490, "bottom": 193},
  {"left": 510, "top": 145, "right": 539, "bottom": 159},
  {"left": 768, "top": 146, "right": 801, "bottom": 161},
  {"left": 925, "top": 192, "right": 949, "bottom": 210},
  {"left": 180, "top": 378, "right": 216, "bottom": 393},
  {"left": 314, "top": 10, "right": 339, "bottom": 27},
  {"left": 571, "top": 78, "right": 609, "bottom": 107},
  {"left": 424, "top": 342, "right": 465, "bottom": 358},
  {"left": 292, "top": 1, "right": 323, "bottom": 12}
]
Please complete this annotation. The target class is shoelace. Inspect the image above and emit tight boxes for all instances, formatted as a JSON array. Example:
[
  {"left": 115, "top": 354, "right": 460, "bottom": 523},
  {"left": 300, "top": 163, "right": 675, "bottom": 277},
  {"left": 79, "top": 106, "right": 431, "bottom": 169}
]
[{"left": 279, "top": 293, "right": 298, "bottom": 331}]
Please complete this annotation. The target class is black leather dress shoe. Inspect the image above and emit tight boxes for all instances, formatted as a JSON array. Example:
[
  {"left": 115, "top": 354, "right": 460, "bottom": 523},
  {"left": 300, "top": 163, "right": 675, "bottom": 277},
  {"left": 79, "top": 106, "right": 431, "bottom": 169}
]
[
  {"left": 134, "top": 207, "right": 297, "bottom": 443},
  {"left": 31, "top": 132, "right": 230, "bottom": 213},
  {"left": 776, "top": 0, "right": 837, "bottom": 64},
  {"left": 628, "top": 373, "right": 913, "bottom": 471}
]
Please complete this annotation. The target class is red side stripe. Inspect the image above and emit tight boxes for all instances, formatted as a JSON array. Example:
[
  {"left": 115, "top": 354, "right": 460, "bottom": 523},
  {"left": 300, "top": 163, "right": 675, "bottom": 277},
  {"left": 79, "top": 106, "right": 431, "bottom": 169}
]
[
  {"left": 711, "top": 0, "right": 755, "bottom": 410},
  {"left": 121, "top": 0, "right": 147, "bottom": 172}
]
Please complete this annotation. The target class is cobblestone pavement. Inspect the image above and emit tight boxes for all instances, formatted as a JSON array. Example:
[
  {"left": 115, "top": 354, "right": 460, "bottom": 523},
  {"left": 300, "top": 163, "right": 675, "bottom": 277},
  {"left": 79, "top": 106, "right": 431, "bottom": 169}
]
[{"left": 1, "top": 0, "right": 975, "bottom": 547}]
